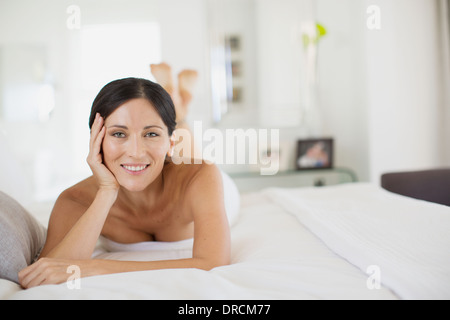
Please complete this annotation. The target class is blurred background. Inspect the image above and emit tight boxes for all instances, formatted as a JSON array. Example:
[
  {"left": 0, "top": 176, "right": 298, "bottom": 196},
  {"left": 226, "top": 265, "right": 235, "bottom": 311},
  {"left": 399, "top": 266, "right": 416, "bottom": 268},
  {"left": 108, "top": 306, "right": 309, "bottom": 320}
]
[{"left": 0, "top": 0, "right": 449, "bottom": 204}]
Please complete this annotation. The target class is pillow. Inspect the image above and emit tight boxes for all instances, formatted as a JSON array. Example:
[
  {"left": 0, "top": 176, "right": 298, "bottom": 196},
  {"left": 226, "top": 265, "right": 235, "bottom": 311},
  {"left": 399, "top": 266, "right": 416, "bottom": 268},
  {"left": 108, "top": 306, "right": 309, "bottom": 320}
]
[{"left": 0, "top": 191, "right": 46, "bottom": 284}]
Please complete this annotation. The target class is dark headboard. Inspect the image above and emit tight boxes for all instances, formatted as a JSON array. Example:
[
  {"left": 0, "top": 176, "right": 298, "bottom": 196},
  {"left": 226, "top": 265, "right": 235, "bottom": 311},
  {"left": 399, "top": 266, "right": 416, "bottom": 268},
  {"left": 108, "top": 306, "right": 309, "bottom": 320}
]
[{"left": 381, "top": 168, "right": 450, "bottom": 207}]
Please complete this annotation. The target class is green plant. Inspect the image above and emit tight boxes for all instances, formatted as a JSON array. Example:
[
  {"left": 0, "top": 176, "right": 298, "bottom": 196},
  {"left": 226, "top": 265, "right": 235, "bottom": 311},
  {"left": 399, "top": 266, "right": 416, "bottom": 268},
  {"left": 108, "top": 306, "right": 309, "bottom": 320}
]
[{"left": 302, "top": 23, "right": 327, "bottom": 49}]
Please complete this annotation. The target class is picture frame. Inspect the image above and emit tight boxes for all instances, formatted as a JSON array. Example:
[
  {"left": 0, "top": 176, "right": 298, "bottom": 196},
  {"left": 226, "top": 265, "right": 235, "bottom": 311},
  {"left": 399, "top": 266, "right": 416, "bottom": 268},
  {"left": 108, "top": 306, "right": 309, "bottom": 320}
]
[
  {"left": 231, "top": 60, "right": 242, "bottom": 77},
  {"left": 225, "top": 35, "right": 241, "bottom": 51},
  {"left": 296, "top": 138, "right": 334, "bottom": 170},
  {"left": 232, "top": 87, "right": 243, "bottom": 103}
]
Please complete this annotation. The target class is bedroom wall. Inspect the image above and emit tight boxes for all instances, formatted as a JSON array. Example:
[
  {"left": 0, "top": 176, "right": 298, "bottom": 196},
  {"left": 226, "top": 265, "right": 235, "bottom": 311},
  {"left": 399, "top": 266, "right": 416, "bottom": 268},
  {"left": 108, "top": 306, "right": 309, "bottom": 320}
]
[
  {"left": 0, "top": 0, "right": 448, "bottom": 202},
  {"left": 213, "top": 0, "right": 372, "bottom": 181},
  {"left": 315, "top": 0, "right": 448, "bottom": 183},
  {"left": 316, "top": 0, "right": 370, "bottom": 182},
  {"left": 0, "top": 0, "right": 209, "bottom": 201},
  {"left": 0, "top": 0, "right": 74, "bottom": 200},
  {"left": 440, "top": 0, "right": 450, "bottom": 167},
  {"left": 364, "top": 0, "right": 447, "bottom": 182}
]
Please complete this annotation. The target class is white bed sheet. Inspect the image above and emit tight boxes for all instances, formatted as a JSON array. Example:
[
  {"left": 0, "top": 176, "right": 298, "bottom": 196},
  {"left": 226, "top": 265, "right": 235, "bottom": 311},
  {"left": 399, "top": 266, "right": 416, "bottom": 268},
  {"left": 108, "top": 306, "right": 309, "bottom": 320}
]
[
  {"left": 3, "top": 183, "right": 446, "bottom": 300},
  {"left": 264, "top": 184, "right": 450, "bottom": 300}
]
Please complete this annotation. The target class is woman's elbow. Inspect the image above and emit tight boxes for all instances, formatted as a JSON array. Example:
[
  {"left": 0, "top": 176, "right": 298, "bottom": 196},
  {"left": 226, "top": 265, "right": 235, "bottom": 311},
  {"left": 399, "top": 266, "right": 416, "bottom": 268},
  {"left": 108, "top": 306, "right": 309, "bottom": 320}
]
[{"left": 197, "top": 256, "right": 230, "bottom": 271}]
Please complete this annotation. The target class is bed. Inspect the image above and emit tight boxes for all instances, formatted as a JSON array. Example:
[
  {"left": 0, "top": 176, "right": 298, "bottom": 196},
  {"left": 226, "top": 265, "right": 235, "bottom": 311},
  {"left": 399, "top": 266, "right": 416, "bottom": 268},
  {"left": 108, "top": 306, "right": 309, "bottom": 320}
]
[{"left": 1, "top": 181, "right": 449, "bottom": 300}]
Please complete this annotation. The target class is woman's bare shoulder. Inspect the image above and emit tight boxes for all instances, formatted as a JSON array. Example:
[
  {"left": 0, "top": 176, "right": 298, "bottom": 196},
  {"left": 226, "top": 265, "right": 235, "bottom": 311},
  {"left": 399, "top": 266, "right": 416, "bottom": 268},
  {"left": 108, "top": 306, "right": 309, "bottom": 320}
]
[
  {"left": 162, "top": 160, "right": 221, "bottom": 205},
  {"left": 56, "top": 176, "right": 98, "bottom": 209},
  {"left": 165, "top": 159, "right": 220, "bottom": 185}
]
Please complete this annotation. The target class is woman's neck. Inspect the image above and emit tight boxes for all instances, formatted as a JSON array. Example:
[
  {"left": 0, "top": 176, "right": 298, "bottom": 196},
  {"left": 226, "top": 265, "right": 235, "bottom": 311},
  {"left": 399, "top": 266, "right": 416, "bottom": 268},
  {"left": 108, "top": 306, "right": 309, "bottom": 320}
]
[{"left": 116, "top": 171, "right": 166, "bottom": 215}]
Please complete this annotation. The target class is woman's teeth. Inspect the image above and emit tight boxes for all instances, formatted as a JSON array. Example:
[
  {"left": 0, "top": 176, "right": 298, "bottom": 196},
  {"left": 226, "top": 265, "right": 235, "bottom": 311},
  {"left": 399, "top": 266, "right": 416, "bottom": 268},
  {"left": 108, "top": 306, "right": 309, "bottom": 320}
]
[{"left": 122, "top": 165, "right": 148, "bottom": 172}]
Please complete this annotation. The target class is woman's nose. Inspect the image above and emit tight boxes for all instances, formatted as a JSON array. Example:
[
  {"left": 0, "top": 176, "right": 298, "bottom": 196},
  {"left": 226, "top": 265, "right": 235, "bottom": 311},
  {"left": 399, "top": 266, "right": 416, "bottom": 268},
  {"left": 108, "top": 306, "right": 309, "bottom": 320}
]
[{"left": 128, "top": 136, "right": 145, "bottom": 158}]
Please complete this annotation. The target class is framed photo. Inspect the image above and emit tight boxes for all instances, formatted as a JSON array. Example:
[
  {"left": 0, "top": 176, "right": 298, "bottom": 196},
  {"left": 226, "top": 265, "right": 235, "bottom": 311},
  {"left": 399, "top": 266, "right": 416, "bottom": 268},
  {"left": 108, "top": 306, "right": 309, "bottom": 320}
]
[
  {"left": 231, "top": 60, "right": 242, "bottom": 77},
  {"left": 296, "top": 138, "right": 333, "bottom": 170},
  {"left": 225, "top": 35, "right": 241, "bottom": 51},
  {"left": 231, "top": 87, "right": 243, "bottom": 103}
]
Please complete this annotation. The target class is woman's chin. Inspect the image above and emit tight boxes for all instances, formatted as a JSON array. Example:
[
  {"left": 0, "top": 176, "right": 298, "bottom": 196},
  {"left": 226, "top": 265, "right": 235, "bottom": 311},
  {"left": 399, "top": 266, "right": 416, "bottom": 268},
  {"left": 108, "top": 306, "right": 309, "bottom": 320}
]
[{"left": 118, "top": 182, "right": 149, "bottom": 193}]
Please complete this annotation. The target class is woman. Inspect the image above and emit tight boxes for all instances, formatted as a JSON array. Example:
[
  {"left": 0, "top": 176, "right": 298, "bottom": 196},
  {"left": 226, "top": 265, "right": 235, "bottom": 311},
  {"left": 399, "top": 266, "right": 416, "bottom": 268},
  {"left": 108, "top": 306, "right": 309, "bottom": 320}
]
[{"left": 18, "top": 77, "right": 232, "bottom": 289}]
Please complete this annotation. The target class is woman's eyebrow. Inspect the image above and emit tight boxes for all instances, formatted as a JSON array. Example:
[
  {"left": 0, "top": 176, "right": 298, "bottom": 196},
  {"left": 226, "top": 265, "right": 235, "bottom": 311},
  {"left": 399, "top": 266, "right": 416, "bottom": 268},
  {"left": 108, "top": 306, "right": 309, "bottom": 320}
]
[
  {"left": 108, "top": 125, "right": 128, "bottom": 129},
  {"left": 143, "top": 125, "right": 163, "bottom": 130},
  {"left": 107, "top": 125, "right": 163, "bottom": 130}
]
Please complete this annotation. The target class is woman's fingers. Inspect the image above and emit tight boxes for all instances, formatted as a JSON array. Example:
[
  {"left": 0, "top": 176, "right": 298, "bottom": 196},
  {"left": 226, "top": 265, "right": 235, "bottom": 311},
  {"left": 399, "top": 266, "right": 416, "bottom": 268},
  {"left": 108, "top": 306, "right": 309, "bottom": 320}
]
[
  {"left": 89, "top": 113, "right": 103, "bottom": 151},
  {"left": 18, "top": 264, "right": 34, "bottom": 288},
  {"left": 86, "top": 115, "right": 120, "bottom": 192},
  {"left": 21, "top": 270, "right": 46, "bottom": 289},
  {"left": 18, "top": 259, "right": 50, "bottom": 289},
  {"left": 92, "top": 126, "right": 106, "bottom": 160},
  {"left": 18, "top": 259, "right": 75, "bottom": 289},
  {"left": 88, "top": 114, "right": 105, "bottom": 165}
]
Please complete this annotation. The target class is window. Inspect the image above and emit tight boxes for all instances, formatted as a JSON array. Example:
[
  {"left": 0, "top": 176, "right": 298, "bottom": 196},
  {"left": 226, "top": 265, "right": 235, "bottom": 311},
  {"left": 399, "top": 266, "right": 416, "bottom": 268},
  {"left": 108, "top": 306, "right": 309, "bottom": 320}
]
[{"left": 80, "top": 22, "right": 161, "bottom": 92}]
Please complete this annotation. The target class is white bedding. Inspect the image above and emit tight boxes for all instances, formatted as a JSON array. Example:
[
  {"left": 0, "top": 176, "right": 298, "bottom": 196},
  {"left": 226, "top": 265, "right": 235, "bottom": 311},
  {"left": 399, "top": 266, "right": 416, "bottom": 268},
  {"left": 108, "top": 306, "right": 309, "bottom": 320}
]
[
  {"left": 1, "top": 183, "right": 449, "bottom": 300},
  {"left": 264, "top": 184, "right": 450, "bottom": 300}
]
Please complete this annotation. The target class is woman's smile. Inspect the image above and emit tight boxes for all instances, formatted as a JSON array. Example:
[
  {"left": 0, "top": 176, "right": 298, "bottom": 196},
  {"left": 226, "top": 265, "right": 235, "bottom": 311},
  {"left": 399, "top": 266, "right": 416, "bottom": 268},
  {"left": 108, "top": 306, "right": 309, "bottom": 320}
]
[
  {"left": 101, "top": 98, "right": 175, "bottom": 192},
  {"left": 121, "top": 164, "right": 150, "bottom": 175}
]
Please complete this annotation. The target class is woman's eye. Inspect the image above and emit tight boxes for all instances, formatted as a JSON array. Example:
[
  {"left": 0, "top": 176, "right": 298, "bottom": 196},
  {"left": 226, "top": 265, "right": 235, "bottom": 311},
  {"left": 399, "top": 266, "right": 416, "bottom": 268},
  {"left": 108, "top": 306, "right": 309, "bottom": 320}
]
[
  {"left": 145, "top": 132, "right": 158, "bottom": 138},
  {"left": 112, "top": 132, "right": 126, "bottom": 138}
]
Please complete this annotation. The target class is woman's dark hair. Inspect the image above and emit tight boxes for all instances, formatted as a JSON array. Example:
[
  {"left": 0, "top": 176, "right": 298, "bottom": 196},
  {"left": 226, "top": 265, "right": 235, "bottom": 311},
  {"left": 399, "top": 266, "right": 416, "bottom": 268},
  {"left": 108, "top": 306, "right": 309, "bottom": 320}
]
[{"left": 89, "top": 77, "right": 177, "bottom": 136}]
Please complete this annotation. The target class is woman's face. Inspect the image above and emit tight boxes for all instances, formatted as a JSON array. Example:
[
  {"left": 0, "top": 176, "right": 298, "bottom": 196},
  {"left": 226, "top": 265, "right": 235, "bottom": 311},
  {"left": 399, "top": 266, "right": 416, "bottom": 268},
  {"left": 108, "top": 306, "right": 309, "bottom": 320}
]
[{"left": 102, "top": 98, "right": 175, "bottom": 192}]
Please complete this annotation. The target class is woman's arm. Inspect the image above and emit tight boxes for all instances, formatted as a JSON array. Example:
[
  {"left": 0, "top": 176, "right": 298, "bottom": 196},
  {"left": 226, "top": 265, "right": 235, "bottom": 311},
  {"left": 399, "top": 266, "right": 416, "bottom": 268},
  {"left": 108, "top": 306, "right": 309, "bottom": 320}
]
[
  {"left": 40, "top": 113, "right": 119, "bottom": 260},
  {"left": 103, "top": 163, "right": 231, "bottom": 274},
  {"left": 188, "top": 163, "right": 231, "bottom": 267},
  {"left": 18, "top": 256, "right": 219, "bottom": 289},
  {"left": 40, "top": 189, "right": 116, "bottom": 260},
  {"left": 93, "top": 255, "right": 224, "bottom": 276},
  {"left": 19, "top": 163, "right": 230, "bottom": 289}
]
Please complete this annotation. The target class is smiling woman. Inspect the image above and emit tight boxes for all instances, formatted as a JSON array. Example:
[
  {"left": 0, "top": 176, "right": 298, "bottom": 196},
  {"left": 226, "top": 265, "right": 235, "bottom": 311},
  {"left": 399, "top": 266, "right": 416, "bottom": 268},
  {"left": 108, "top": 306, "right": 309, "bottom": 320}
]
[
  {"left": 99, "top": 97, "right": 174, "bottom": 193},
  {"left": 17, "top": 77, "right": 236, "bottom": 289}
]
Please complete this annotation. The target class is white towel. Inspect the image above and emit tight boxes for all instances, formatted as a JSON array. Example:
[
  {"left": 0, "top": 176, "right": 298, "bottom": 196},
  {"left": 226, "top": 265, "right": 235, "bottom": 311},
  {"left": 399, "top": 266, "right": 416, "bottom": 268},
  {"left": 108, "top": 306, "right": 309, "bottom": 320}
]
[{"left": 93, "top": 237, "right": 193, "bottom": 261}]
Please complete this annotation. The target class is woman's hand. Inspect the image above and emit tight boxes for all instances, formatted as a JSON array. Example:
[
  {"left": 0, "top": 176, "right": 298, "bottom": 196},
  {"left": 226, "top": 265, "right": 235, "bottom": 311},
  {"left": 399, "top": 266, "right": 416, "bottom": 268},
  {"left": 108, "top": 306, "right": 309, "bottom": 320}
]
[
  {"left": 87, "top": 113, "right": 120, "bottom": 193},
  {"left": 35, "top": 114, "right": 118, "bottom": 261},
  {"left": 18, "top": 258, "right": 96, "bottom": 289}
]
